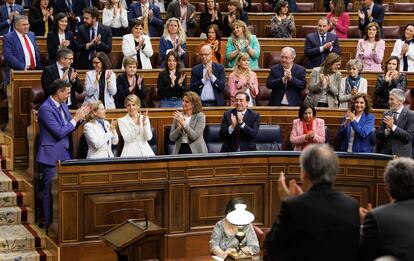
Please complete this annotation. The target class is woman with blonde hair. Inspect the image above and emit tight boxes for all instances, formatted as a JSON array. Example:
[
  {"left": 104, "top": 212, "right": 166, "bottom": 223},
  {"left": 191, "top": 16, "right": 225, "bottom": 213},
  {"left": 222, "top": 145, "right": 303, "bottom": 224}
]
[
  {"left": 228, "top": 53, "right": 259, "bottom": 106},
  {"left": 169, "top": 91, "right": 208, "bottom": 155},
  {"left": 102, "top": 0, "right": 128, "bottom": 36},
  {"left": 159, "top": 17, "right": 187, "bottom": 68},
  {"left": 84, "top": 101, "right": 119, "bottom": 159},
  {"left": 118, "top": 95, "right": 155, "bottom": 157},
  {"left": 225, "top": 20, "right": 260, "bottom": 69}
]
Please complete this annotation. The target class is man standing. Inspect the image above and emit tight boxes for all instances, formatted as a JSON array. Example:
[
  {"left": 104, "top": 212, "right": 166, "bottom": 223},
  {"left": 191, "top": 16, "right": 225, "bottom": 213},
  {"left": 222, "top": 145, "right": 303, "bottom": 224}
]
[
  {"left": 37, "top": 79, "right": 89, "bottom": 232},
  {"left": 3, "top": 15, "right": 41, "bottom": 82},
  {"left": 0, "top": 0, "right": 24, "bottom": 36},
  {"left": 266, "top": 47, "right": 306, "bottom": 106},
  {"left": 219, "top": 91, "right": 260, "bottom": 152},
  {"left": 166, "top": 0, "right": 197, "bottom": 37},
  {"left": 376, "top": 88, "right": 414, "bottom": 157},
  {"left": 358, "top": 0, "right": 384, "bottom": 37},
  {"left": 41, "top": 48, "right": 83, "bottom": 109},
  {"left": 190, "top": 45, "right": 226, "bottom": 107},
  {"left": 128, "top": 0, "right": 163, "bottom": 37},
  {"left": 360, "top": 157, "right": 414, "bottom": 261},
  {"left": 304, "top": 17, "right": 341, "bottom": 69},
  {"left": 264, "top": 144, "right": 360, "bottom": 261},
  {"left": 76, "top": 7, "right": 112, "bottom": 69}
]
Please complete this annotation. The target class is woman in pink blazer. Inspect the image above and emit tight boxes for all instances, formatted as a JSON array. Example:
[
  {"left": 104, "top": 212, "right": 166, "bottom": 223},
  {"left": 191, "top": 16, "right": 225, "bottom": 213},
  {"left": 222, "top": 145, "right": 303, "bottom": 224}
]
[
  {"left": 290, "top": 104, "right": 325, "bottom": 151},
  {"left": 326, "top": 0, "right": 349, "bottom": 39},
  {"left": 356, "top": 22, "right": 385, "bottom": 72}
]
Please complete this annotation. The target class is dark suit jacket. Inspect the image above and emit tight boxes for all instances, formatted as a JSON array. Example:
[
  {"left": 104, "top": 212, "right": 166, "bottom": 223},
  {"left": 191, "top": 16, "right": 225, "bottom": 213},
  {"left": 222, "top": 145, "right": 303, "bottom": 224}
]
[
  {"left": 376, "top": 107, "right": 414, "bottom": 157},
  {"left": 46, "top": 30, "right": 76, "bottom": 65},
  {"left": 358, "top": 4, "right": 384, "bottom": 37},
  {"left": 360, "top": 198, "right": 414, "bottom": 261},
  {"left": 3, "top": 30, "right": 42, "bottom": 82},
  {"left": 52, "top": 0, "right": 85, "bottom": 32},
  {"left": 157, "top": 70, "right": 186, "bottom": 99},
  {"left": 75, "top": 23, "right": 112, "bottom": 69},
  {"left": 304, "top": 32, "right": 341, "bottom": 69},
  {"left": 128, "top": 3, "right": 163, "bottom": 37},
  {"left": 222, "top": 11, "right": 248, "bottom": 37},
  {"left": 190, "top": 62, "right": 226, "bottom": 106},
  {"left": 264, "top": 183, "right": 360, "bottom": 261},
  {"left": 337, "top": 112, "right": 375, "bottom": 153},
  {"left": 28, "top": 6, "right": 54, "bottom": 36},
  {"left": 219, "top": 108, "right": 260, "bottom": 152},
  {"left": 166, "top": 1, "right": 197, "bottom": 37},
  {"left": 36, "top": 96, "right": 75, "bottom": 166},
  {"left": 0, "top": 4, "right": 24, "bottom": 36},
  {"left": 115, "top": 73, "right": 146, "bottom": 108},
  {"left": 266, "top": 63, "right": 306, "bottom": 106},
  {"left": 41, "top": 63, "right": 83, "bottom": 109}
]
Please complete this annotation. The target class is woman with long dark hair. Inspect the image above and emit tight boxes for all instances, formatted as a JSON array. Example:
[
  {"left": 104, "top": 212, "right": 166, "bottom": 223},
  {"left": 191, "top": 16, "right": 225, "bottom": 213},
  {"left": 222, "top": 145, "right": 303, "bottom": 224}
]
[
  {"left": 198, "top": 24, "right": 226, "bottom": 64},
  {"left": 222, "top": 0, "right": 248, "bottom": 37},
  {"left": 270, "top": 0, "right": 295, "bottom": 38},
  {"left": 326, "top": 0, "right": 349, "bottom": 39},
  {"left": 29, "top": 0, "right": 53, "bottom": 36},
  {"left": 391, "top": 23, "right": 414, "bottom": 72},
  {"left": 199, "top": 0, "right": 222, "bottom": 35}
]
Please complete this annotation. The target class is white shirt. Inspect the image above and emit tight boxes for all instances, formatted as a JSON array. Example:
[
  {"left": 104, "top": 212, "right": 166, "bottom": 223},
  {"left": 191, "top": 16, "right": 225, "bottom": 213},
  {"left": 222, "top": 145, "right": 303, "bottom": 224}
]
[
  {"left": 179, "top": 1, "right": 187, "bottom": 32},
  {"left": 58, "top": 32, "right": 66, "bottom": 46},
  {"left": 102, "top": 7, "right": 128, "bottom": 29},
  {"left": 16, "top": 31, "right": 36, "bottom": 70},
  {"left": 200, "top": 63, "right": 217, "bottom": 101},
  {"left": 56, "top": 62, "right": 72, "bottom": 106}
]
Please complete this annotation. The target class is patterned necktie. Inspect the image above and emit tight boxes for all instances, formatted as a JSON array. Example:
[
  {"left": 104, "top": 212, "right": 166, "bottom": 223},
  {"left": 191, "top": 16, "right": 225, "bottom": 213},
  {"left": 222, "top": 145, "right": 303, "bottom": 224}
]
[{"left": 142, "top": 5, "right": 149, "bottom": 34}]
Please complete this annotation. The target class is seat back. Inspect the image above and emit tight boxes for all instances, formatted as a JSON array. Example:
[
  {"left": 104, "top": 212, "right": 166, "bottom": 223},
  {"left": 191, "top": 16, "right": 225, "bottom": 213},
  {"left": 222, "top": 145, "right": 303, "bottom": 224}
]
[
  {"left": 262, "top": 2, "right": 273, "bottom": 12},
  {"left": 347, "top": 26, "right": 361, "bottom": 39},
  {"left": 164, "top": 126, "right": 175, "bottom": 155},
  {"left": 299, "top": 25, "right": 318, "bottom": 38},
  {"left": 247, "top": 25, "right": 257, "bottom": 35},
  {"left": 255, "top": 85, "right": 271, "bottom": 106},
  {"left": 249, "top": 3, "right": 262, "bottom": 12},
  {"left": 296, "top": 2, "right": 315, "bottom": 12},
  {"left": 264, "top": 25, "right": 273, "bottom": 37},
  {"left": 382, "top": 26, "right": 401, "bottom": 39},
  {"left": 204, "top": 124, "right": 222, "bottom": 153},
  {"left": 369, "top": 128, "right": 377, "bottom": 153},
  {"left": 264, "top": 52, "right": 281, "bottom": 68},
  {"left": 393, "top": 3, "right": 414, "bottom": 12},
  {"left": 325, "top": 126, "right": 330, "bottom": 144},
  {"left": 196, "top": 2, "right": 205, "bottom": 12},
  {"left": 255, "top": 125, "right": 282, "bottom": 151}
]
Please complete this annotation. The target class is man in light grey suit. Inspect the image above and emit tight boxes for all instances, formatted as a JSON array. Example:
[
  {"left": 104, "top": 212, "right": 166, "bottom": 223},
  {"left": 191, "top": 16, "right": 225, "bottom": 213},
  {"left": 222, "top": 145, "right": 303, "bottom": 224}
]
[
  {"left": 376, "top": 88, "right": 414, "bottom": 157},
  {"left": 166, "top": 0, "right": 197, "bottom": 37}
]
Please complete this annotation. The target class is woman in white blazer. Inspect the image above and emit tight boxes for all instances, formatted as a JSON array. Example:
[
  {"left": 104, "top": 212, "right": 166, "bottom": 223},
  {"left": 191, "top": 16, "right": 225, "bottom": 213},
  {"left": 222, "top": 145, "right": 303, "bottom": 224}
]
[
  {"left": 122, "top": 19, "right": 153, "bottom": 69},
  {"left": 84, "top": 101, "right": 119, "bottom": 159},
  {"left": 339, "top": 59, "right": 368, "bottom": 109},
  {"left": 118, "top": 94, "right": 155, "bottom": 157},
  {"left": 84, "top": 52, "right": 117, "bottom": 109},
  {"left": 391, "top": 23, "right": 414, "bottom": 72}
]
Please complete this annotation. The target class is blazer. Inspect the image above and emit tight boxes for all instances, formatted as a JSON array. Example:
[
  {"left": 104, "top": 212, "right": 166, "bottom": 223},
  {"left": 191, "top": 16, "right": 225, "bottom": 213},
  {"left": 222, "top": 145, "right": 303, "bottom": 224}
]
[
  {"left": 36, "top": 97, "right": 75, "bottom": 166},
  {"left": 128, "top": 3, "right": 163, "bottom": 37},
  {"left": 356, "top": 39, "right": 385, "bottom": 72},
  {"left": 75, "top": 23, "right": 112, "bottom": 69},
  {"left": 46, "top": 30, "right": 76, "bottom": 65},
  {"left": 290, "top": 118, "right": 325, "bottom": 151},
  {"left": 121, "top": 33, "right": 153, "bottom": 69},
  {"left": 0, "top": 4, "right": 24, "bottom": 36},
  {"left": 199, "top": 10, "right": 223, "bottom": 34},
  {"left": 306, "top": 67, "right": 341, "bottom": 108},
  {"left": 222, "top": 11, "right": 248, "bottom": 37},
  {"left": 190, "top": 62, "right": 226, "bottom": 106},
  {"left": 28, "top": 6, "right": 54, "bottom": 36},
  {"left": 157, "top": 70, "right": 187, "bottom": 99},
  {"left": 84, "top": 120, "right": 119, "bottom": 159},
  {"left": 304, "top": 32, "right": 341, "bottom": 69},
  {"left": 326, "top": 12, "right": 349, "bottom": 39},
  {"left": 267, "top": 0, "right": 297, "bottom": 13},
  {"left": 84, "top": 70, "right": 117, "bottom": 109},
  {"left": 338, "top": 76, "right": 368, "bottom": 108},
  {"left": 358, "top": 4, "right": 384, "bottom": 36},
  {"left": 41, "top": 63, "right": 83, "bottom": 109},
  {"left": 3, "top": 30, "right": 42, "bottom": 82},
  {"left": 360, "top": 198, "right": 414, "bottom": 261},
  {"left": 337, "top": 112, "right": 375, "bottom": 153},
  {"left": 266, "top": 63, "right": 306, "bottom": 106},
  {"left": 52, "top": 0, "right": 84, "bottom": 32},
  {"left": 376, "top": 107, "right": 414, "bottom": 157},
  {"left": 391, "top": 39, "right": 414, "bottom": 72},
  {"left": 166, "top": 1, "right": 197, "bottom": 37},
  {"left": 169, "top": 112, "right": 208, "bottom": 154},
  {"left": 219, "top": 108, "right": 260, "bottom": 152},
  {"left": 374, "top": 74, "right": 407, "bottom": 109},
  {"left": 228, "top": 71, "right": 259, "bottom": 105},
  {"left": 115, "top": 73, "right": 146, "bottom": 108},
  {"left": 225, "top": 34, "right": 260, "bottom": 69},
  {"left": 159, "top": 35, "right": 186, "bottom": 68},
  {"left": 264, "top": 183, "right": 360, "bottom": 261}
]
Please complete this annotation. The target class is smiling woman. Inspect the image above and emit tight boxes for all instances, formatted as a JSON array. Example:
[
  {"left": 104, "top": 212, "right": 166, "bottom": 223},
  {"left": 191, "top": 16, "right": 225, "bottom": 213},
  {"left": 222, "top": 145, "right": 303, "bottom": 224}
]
[{"left": 391, "top": 23, "right": 414, "bottom": 72}]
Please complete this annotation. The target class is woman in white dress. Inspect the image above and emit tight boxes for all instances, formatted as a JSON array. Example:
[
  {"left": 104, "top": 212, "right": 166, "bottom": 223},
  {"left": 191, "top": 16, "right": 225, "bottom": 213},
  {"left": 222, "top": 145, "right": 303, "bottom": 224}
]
[
  {"left": 118, "top": 94, "right": 155, "bottom": 157},
  {"left": 84, "top": 101, "right": 119, "bottom": 159}
]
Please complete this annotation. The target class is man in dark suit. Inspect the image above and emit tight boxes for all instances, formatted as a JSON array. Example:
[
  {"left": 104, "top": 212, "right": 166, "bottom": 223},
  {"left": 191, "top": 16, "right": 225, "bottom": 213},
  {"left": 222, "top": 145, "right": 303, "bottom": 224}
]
[
  {"left": 358, "top": 0, "right": 384, "bottom": 37},
  {"left": 219, "top": 91, "right": 260, "bottom": 152},
  {"left": 41, "top": 48, "right": 83, "bottom": 109},
  {"left": 266, "top": 47, "right": 306, "bottom": 106},
  {"left": 360, "top": 157, "right": 414, "bottom": 261},
  {"left": 53, "top": 0, "right": 85, "bottom": 33},
  {"left": 3, "top": 15, "right": 41, "bottom": 83},
  {"left": 128, "top": 0, "right": 163, "bottom": 37},
  {"left": 166, "top": 0, "right": 197, "bottom": 37},
  {"left": 76, "top": 7, "right": 112, "bottom": 69},
  {"left": 264, "top": 143, "right": 360, "bottom": 261},
  {"left": 0, "top": 0, "right": 24, "bottom": 36},
  {"left": 190, "top": 45, "right": 226, "bottom": 107},
  {"left": 304, "top": 17, "right": 341, "bottom": 69},
  {"left": 376, "top": 88, "right": 414, "bottom": 157},
  {"left": 36, "top": 79, "right": 89, "bottom": 232}
]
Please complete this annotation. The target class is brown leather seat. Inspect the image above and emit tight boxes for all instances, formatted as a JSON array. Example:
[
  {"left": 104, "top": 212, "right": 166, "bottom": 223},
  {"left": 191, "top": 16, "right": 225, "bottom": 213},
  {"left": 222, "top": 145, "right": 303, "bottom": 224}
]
[
  {"left": 393, "top": 2, "right": 414, "bottom": 12},
  {"left": 347, "top": 26, "right": 361, "bottom": 39},
  {"left": 196, "top": 2, "right": 205, "bottom": 12},
  {"left": 262, "top": 2, "right": 273, "bottom": 12},
  {"left": 249, "top": 3, "right": 262, "bottom": 12},
  {"left": 296, "top": 2, "right": 315, "bottom": 12},
  {"left": 299, "top": 25, "right": 318, "bottom": 38},
  {"left": 110, "top": 52, "right": 123, "bottom": 69},
  {"left": 248, "top": 25, "right": 256, "bottom": 35},
  {"left": 382, "top": 26, "right": 401, "bottom": 39},
  {"left": 29, "top": 85, "right": 44, "bottom": 111},
  {"left": 255, "top": 85, "right": 272, "bottom": 106},
  {"left": 264, "top": 25, "right": 273, "bottom": 37},
  {"left": 263, "top": 52, "right": 280, "bottom": 68}
]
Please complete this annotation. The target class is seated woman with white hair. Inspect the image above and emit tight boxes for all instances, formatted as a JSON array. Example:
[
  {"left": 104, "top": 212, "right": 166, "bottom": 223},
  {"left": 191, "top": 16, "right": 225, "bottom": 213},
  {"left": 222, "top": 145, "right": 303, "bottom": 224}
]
[{"left": 339, "top": 59, "right": 368, "bottom": 109}]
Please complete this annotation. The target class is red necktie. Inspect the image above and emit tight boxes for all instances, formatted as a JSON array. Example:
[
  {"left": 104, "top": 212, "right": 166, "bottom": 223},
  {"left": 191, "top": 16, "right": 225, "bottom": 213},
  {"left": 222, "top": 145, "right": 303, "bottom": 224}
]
[{"left": 23, "top": 34, "right": 35, "bottom": 70}]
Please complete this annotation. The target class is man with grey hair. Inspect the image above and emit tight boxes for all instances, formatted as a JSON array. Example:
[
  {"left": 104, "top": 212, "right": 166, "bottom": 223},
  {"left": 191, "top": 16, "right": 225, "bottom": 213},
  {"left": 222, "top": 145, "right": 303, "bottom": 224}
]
[
  {"left": 266, "top": 47, "right": 306, "bottom": 106},
  {"left": 376, "top": 88, "right": 414, "bottom": 157},
  {"left": 360, "top": 157, "right": 414, "bottom": 261},
  {"left": 264, "top": 144, "right": 360, "bottom": 261}
]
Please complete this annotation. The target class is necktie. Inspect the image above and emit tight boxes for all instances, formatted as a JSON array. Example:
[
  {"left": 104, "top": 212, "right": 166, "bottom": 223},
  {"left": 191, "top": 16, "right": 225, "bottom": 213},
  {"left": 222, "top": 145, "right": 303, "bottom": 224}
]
[
  {"left": 89, "top": 28, "right": 96, "bottom": 60},
  {"left": 23, "top": 34, "right": 36, "bottom": 70},
  {"left": 321, "top": 34, "right": 327, "bottom": 62},
  {"left": 59, "top": 106, "right": 68, "bottom": 125},
  {"left": 142, "top": 5, "right": 149, "bottom": 34},
  {"left": 9, "top": 5, "right": 14, "bottom": 32},
  {"left": 9, "top": 5, "right": 13, "bottom": 13},
  {"left": 67, "top": 0, "right": 73, "bottom": 12},
  {"left": 61, "top": 68, "right": 69, "bottom": 82},
  {"left": 393, "top": 111, "right": 399, "bottom": 123},
  {"left": 320, "top": 34, "right": 326, "bottom": 45}
]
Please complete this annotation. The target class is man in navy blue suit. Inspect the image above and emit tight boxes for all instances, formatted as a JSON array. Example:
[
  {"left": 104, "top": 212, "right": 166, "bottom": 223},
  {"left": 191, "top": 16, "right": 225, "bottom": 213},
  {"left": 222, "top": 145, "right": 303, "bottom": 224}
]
[
  {"left": 304, "top": 17, "right": 341, "bottom": 69},
  {"left": 358, "top": 0, "right": 384, "bottom": 37},
  {"left": 128, "top": 0, "right": 163, "bottom": 37},
  {"left": 76, "top": 7, "right": 112, "bottom": 69},
  {"left": 0, "top": 0, "right": 24, "bottom": 36},
  {"left": 190, "top": 45, "right": 226, "bottom": 106},
  {"left": 37, "top": 79, "right": 89, "bottom": 232},
  {"left": 266, "top": 47, "right": 306, "bottom": 106},
  {"left": 53, "top": 0, "right": 85, "bottom": 33},
  {"left": 3, "top": 15, "right": 41, "bottom": 83}
]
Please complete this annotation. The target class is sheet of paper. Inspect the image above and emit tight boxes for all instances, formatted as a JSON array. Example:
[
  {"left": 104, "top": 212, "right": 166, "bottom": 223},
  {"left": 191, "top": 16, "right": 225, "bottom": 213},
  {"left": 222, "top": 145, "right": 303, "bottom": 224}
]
[{"left": 211, "top": 256, "right": 224, "bottom": 261}]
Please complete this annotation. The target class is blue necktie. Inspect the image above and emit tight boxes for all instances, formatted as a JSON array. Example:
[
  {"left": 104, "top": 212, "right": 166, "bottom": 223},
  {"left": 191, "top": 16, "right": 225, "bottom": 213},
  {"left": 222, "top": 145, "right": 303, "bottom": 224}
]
[
  {"left": 67, "top": 0, "right": 73, "bottom": 12},
  {"left": 9, "top": 5, "right": 14, "bottom": 32}
]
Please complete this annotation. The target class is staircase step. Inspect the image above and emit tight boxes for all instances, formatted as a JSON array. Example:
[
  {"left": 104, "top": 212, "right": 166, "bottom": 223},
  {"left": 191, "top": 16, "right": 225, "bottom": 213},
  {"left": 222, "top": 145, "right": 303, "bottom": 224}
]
[
  {"left": 0, "top": 224, "right": 47, "bottom": 253},
  {"left": 0, "top": 192, "right": 25, "bottom": 207},
  {"left": 0, "top": 171, "right": 22, "bottom": 192},
  {"left": 0, "top": 207, "right": 34, "bottom": 225},
  {"left": 0, "top": 249, "right": 52, "bottom": 261}
]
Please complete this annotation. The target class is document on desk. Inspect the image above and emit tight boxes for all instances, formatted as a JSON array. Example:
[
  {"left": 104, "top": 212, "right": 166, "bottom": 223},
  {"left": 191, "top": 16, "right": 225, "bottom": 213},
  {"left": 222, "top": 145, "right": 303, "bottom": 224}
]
[{"left": 212, "top": 256, "right": 224, "bottom": 261}]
